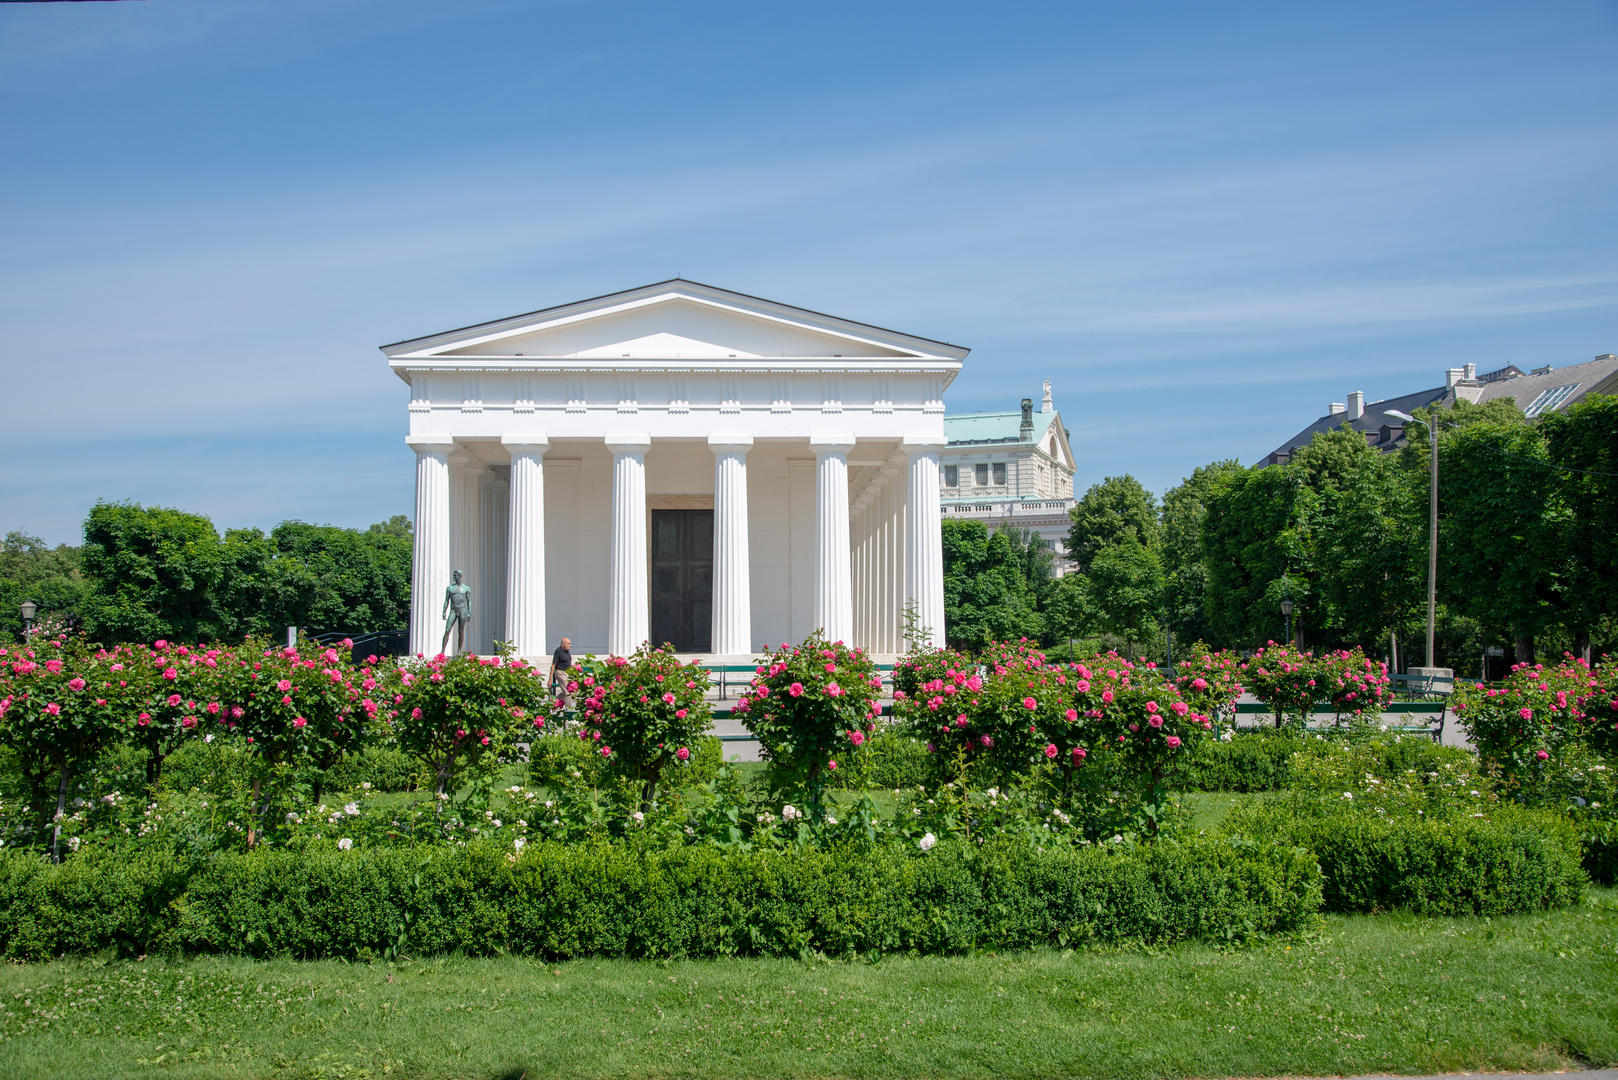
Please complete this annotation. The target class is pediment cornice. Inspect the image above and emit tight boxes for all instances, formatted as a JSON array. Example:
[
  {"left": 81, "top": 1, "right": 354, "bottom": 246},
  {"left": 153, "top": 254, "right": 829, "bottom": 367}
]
[{"left": 381, "top": 280, "right": 969, "bottom": 370}]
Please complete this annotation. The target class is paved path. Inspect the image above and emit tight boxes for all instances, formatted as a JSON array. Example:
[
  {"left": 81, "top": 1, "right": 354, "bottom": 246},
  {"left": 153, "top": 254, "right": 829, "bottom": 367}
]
[{"left": 1276, "top": 1073, "right": 1616, "bottom": 1080}]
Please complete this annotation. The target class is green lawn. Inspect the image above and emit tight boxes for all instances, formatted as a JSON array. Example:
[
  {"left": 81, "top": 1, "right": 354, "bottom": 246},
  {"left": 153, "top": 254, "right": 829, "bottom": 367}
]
[{"left": 2, "top": 890, "right": 1614, "bottom": 1080}]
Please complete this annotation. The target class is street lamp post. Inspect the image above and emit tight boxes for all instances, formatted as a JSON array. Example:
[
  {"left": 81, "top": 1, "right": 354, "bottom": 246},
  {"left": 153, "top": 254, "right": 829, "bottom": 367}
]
[
  {"left": 20, "top": 601, "right": 37, "bottom": 639},
  {"left": 1387, "top": 409, "right": 1438, "bottom": 670},
  {"left": 1279, "top": 575, "right": 1294, "bottom": 646}
]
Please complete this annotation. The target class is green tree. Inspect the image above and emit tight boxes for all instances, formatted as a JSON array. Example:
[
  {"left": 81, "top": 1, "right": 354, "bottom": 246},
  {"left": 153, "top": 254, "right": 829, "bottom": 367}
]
[
  {"left": 1201, "top": 465, "right": 1309, "bottom": 649},
  {"left": 367, "top": 515, "right": 413, "bottom": 540},
  {"left": 1159, "top": 460, "right": 1243, "bottom": 646},
  {"left": 941, "top": 519, "right": 1044, "bottom": 650},
  {"left": 0, "top": 532, "right": 89, "bottom": 641},
  {"left": 264, "top": 520, "right": 413, "bottom": 633},
  {"left": 1065, "top": 475, "right": 1159, "bottom": 575},
  {"left": 1418, "top": 400, "right": 1569, "bottom": 663},
  {"left": 79, "top": 501, "right": 230, "bottom": 644},
  {"left": 1541, "top": 393, "right": 1618, "bottom": 661},
  {"left": 1290, "top": 428, "right": 1424, "bottom": 655},
  {"left": 1044, "top": 572, "right": 1094, "bottom": 644},
  {"left": 1087, "top": 537, "right": 1164, "bottom": 642}
]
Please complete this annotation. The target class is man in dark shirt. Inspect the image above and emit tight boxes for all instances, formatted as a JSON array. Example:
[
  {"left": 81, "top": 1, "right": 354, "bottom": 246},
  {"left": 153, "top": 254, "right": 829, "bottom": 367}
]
[{"left": 548, "top": 637, "right": 573, "bottom": 708}]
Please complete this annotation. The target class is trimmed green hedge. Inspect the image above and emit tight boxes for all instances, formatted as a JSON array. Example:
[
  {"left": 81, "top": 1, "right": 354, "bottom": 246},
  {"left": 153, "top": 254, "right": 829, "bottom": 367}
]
[
  {"left": 0, "top": 836, "right": 1321, "bottom": 961},
  {"left": 1222, "top": 800, "right": 1585, "bottom": 916},
  {"left": 1188, "top": 732, "right": 1304, "bottom": 792}
]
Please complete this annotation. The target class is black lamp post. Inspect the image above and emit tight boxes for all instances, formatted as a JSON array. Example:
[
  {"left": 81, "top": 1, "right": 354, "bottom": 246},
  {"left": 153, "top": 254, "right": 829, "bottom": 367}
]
[
  {"left": 1279, "top": 584, "right": 1294, "bottom": 647},
  {"left": 1388, "top": 409, "right": 1438, "bottom": 669},
  {"left": 20, "top": 601, "right": 37, "bottom": 638}
]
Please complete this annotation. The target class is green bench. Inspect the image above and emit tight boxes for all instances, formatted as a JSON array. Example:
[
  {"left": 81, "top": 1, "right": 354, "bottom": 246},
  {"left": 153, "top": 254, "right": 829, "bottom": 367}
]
[
  {"left": 1229, "top": 699, "right": 1448, "bottom": 742},
  {"left": 703, "top": 662, "right": 897, "bottom": 699}
]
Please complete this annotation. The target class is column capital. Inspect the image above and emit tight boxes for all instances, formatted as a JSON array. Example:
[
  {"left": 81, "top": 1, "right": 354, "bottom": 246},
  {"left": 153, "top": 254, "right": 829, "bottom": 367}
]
[
  {"left": 707, "top": 433, "right": 754, "bottom": 451},
  {"left": 902, "top": 434, "right": 948, "bottom": 451},
  {"left": 501, "top": 433, "right": 549, "bottom": 453},
  {"left": 809, "top": 432, "right": 856, "bottom": 453},
  {"left": 406, "top": 434, "right": 455, "bottom": 453},
  {"left": 605, "top": 433, "right": 652, "bottom": 452}
]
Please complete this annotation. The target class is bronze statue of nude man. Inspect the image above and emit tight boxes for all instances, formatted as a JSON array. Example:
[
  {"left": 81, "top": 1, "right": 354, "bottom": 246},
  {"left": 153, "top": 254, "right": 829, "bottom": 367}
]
[{"left": 441, "top": 569, "right": 472, "bottom": 655}]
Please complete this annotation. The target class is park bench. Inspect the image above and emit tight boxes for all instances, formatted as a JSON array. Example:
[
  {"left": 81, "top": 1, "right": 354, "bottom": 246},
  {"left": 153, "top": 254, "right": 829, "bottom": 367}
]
[
  {"left": 1229, "top": 692, "right": 1449, "bottom": 743},
  {"left": 703, "top": 662, "right": 897, "bottom": 699}
]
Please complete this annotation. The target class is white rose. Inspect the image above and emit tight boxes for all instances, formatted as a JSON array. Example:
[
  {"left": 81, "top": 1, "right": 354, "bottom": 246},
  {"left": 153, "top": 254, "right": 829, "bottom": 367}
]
[
  {"left": 918, "top": 832, "right": 936, "bottom": 852},
  {"left": 337, "top": 838, "right": 353, "bottom": 851}
]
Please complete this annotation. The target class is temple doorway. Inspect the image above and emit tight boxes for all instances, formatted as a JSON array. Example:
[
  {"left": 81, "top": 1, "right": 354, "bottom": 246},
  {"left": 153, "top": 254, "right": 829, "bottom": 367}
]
[{"left": 650, "top": 509, "right": 713, "bottom": 651}]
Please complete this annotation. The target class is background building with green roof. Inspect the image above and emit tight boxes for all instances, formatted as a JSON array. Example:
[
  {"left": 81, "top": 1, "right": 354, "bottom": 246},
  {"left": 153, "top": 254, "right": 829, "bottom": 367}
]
[{"left": 941, "top": 380, "right": 1078, "bottom": 574}]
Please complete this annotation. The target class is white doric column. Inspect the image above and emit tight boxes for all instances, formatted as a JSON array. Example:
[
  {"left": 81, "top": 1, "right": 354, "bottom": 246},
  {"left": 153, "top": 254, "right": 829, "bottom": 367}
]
[
  {"left": 709, "top": 434, "right": 753, "bottom": 655},
  {"left": 453, "top": 455, "right": 483, "bottom": 655},
  {"left": 905, "top": 435, "right": 947, "bottom": 649},
  {"left": 406, "top": 435, "right": 454, "bottom": 657},
  {"left": 502, "top": 435, "right": 548, "bottom": 658},
  {"left": 810, "top": 434, "right": 855, "bottom": 644},
  {"left": 606, "top": 434, "right": 652, "bottom": 656}
]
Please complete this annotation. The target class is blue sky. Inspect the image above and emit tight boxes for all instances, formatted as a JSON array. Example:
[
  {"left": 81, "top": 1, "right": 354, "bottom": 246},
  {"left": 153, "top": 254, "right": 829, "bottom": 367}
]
[{"left": 2, "top": 0, "right": 1615, "bottom": 545}]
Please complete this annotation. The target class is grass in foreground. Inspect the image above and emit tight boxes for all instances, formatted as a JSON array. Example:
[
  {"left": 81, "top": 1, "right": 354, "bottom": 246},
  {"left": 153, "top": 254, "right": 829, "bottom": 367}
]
[{"left": 1, "top": 890, "right": 1614, "bottom": 1080}]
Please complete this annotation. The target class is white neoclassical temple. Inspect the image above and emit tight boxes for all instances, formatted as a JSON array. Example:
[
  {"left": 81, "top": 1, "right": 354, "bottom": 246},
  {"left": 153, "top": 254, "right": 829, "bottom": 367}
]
[{"left": 384, "top": 280, "right": 968, "bottom": 660}]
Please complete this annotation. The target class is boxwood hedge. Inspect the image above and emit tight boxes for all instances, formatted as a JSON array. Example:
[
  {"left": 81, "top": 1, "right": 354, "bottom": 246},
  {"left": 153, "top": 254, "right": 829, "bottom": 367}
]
[
  {"left": 0, "top": 835, "right": 1321, "bottom": 961},
  {"left": 1222, "top": 800, "right": 1585, "bottom": 916}
]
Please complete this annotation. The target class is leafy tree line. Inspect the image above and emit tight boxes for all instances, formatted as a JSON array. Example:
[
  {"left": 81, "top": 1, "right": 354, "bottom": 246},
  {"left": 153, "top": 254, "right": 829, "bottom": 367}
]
[
  {"left": 3, "top": 502, "right": 413, "bottom": 643},
  {"left": 943, "top": 393, "right": 1618, "bottom": 673}
]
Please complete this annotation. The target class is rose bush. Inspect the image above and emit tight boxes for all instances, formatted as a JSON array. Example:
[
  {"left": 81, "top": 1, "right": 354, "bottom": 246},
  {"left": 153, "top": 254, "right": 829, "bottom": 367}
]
[
  {"left": 394, "top": 649, "right": 548, "bottom": 810},
  {"left": 0, "top": 637, "right": 133, "bottom": 860},
  {"left": 575, "top": 644, "right": 713, "bottom": 809},
  {"left": 734, "top": 631, "right": 881, "bottom": 818},
  {"left": 1053, "top": 652, "right": 1208, "bottom": 836},
  {"left": 1172, "top": 643, "right": 1245, "bottom": 722},
  {"left": 899, "top": 641, "right": 1063, "bottom": 791},
  {"left": 1455, "top": 657, "right": 1599, "bottom": 798},
  {"left": 1244, "top": 643, "right": 1322, "bottom": 728}
]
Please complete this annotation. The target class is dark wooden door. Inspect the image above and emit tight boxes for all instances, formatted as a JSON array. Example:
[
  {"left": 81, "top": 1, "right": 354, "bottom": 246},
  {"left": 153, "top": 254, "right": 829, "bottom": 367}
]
[{"left": 651, "top": 509, "right": 713, "bottom": 652}]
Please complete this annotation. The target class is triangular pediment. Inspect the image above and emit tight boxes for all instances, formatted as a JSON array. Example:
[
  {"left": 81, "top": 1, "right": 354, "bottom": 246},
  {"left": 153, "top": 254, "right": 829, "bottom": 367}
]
[{"left": 382, "top": 280, "right": 969, "bottom": 364}]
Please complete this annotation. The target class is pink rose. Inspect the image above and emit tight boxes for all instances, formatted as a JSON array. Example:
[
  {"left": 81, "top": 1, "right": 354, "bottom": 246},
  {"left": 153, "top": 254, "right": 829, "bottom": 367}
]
[
  {"left": 1065, "top": 708, "right": 1078, "bottom": 722},
  {"left": 980, "top": 735, "right": 993, "bottom": 748},
  {"left": 1102, "top": 690, "right": 1114, "bottom": 704},
  {"left": 1519, "top": 708, "right": 1533, "bottom": 720},
  {"left": 277, "top": 679, "right": 292, "bottom": 692},
  {"left": 1192, "top": 677, "right": 1208, "bottom": 691},
  {"left": 1023, "top": 697, "right": 1037, "bottom": 710},
  {"left": 827, "top": 683, "right": 843, "bottom": 697},
  {"left": 1166, "top": 735, "right": 1182, "bottom": 749},
  {"left": 1071, "top": 747, "right": 1087, "bottom": 761},
  {"left": 1171, "top": 701, "right": 1189, "bottom": 716},
  {"left": 1044, "top": 743, "right": 1058, "bottom": 759},
  {"left": 676, "top": 746, "right": 690, "bottom": 761},
  {"left": 1145, "top": 701, "right": 1159, "bottom": 714},
  {"left": 789, "top": 682, "right": 805, "bottom": 697},
  {"left": 1535, "top": 749, "right": 1549, "bottom": 760},
  {"left": 293, "top": 717, "right": 307, "bottom": 727},
  {"left": 849, "top": 730, "right": 866, "bottom": 746},
  {"left": 45, "top": 702, "right": 61, "bottom": 716},
  {"left": 182, "top": 716, "right": 197, "bottom": 729},
  {"left": 827, "top": 759, "right": 837, "bottom": 770},
  {"left": 1148, "top": 715, "right": 1164, "bottom": 728},
  {"left": 67, "top": 677, "right": 85, "bottom": 692},
  {"left": 661, "top": 691, "right": 676, "bottom": 704}
]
